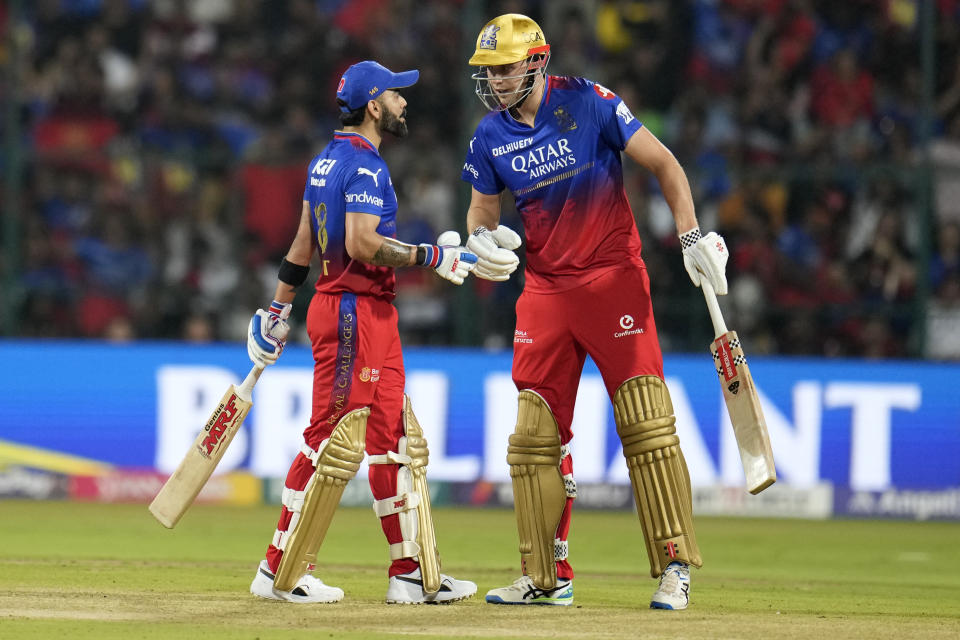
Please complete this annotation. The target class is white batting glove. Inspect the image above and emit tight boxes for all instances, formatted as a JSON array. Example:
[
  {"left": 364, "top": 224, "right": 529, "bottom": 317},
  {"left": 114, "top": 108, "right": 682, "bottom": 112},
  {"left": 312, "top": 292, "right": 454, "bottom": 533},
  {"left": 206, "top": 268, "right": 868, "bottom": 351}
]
[
  {"left": 466, "top": 225, "right": 522, "bottom": 281},
  {"left": 419, "top": 242, "right": 478, "bottom": 285},
  {"left": 681, "top": 228, "right": 729, "bottom": 295},
  {"left": 247, "top": 301, "right": 292, "bottom": 366}
]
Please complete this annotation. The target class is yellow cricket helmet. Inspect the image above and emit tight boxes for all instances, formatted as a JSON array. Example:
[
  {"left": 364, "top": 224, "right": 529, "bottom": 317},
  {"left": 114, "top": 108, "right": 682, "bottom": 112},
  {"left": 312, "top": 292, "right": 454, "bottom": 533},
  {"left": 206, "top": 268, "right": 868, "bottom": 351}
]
[
  {"left": 469, "top": 14, "right": 551, "bottom": 112},
  {"left": 469, "top": 13, "right": 549, "bottom": 67}
]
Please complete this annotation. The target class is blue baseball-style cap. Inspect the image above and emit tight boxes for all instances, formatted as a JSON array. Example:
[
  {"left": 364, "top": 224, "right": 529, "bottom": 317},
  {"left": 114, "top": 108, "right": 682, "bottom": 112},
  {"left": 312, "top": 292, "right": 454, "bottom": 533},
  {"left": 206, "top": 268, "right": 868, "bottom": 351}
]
[{"left": 336, "top": 61, "right": 420, "bottom": 113}]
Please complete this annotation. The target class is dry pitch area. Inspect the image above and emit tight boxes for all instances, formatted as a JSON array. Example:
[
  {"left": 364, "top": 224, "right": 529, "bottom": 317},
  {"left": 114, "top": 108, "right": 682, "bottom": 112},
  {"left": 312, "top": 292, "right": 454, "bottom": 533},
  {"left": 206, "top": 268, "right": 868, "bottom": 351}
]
[{"left": 1, "top": 501, "right": 958, "bottom": 639}]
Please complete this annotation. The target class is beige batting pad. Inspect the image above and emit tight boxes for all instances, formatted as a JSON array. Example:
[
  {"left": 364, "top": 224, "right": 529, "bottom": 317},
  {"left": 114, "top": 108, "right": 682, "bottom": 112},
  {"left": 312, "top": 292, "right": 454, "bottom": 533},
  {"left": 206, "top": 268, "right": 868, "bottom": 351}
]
[
  {"left": 614, "top": 376, "right": 702, "bottom": 578},
  {"left": 402, "top": 394, "right": 442, "bottom": 595},
  {"left": 506, "top": 390, "right": 566, "bottom": 590},
  {"left": 273, "top": 406, "right": 369, "bottom": 592}
]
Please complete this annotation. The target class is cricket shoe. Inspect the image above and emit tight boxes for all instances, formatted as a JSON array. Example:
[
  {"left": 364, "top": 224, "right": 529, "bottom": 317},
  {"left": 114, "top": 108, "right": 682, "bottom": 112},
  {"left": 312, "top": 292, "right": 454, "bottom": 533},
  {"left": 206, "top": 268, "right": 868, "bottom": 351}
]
[
  {"left": 650, "top": 561, "right": 690, "bottom": 610},
  {"left": 485, "top": 575, "right": 573, "bottom": 606},
  {"left": 385, "top": 567, "right": 477, "bottom": 604},
  {"left": 250, "top": 560, "right": 344, "bottom": 603}
]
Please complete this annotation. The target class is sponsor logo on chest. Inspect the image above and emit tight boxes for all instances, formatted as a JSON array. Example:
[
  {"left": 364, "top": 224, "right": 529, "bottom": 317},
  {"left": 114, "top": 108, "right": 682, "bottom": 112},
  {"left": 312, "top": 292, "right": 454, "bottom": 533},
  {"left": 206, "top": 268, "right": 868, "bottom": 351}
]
[{"left": 508, "top": 138, "right": 577, "bottom": 180}]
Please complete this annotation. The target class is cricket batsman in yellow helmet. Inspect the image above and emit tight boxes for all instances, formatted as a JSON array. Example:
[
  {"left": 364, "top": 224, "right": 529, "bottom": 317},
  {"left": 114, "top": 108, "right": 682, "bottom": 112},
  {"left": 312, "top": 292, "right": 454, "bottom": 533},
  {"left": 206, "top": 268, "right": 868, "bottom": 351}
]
[{"left": 459, "top": 13, "right": 731, "bottom": 610}]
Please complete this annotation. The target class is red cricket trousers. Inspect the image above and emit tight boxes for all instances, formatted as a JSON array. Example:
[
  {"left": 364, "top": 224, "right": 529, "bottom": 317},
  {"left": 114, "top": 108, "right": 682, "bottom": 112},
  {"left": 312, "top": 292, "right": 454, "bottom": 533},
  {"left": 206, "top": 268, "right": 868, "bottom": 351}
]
[
  {"left": 265, "top": 291, "right": 417, "bottom": 578},
  {"left": 511, "top": 266, "right": 665, "bottom": 580}
]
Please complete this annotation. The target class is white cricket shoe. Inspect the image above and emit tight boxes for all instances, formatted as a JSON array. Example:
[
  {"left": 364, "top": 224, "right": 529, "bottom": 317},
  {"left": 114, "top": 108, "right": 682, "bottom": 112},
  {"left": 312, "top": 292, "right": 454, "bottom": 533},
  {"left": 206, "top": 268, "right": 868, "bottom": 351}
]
[
  {"left": 250, "top": 560, "right": 344, "bottom": 603},
  {"left": 485, "top": 575, "right": 573, "bottom": 606},
  {"left": 385, "top": 567, "right": 477, "bottom": 604},
  {"left": 650, "top": 561, "right": 690, "bottom": 610}
]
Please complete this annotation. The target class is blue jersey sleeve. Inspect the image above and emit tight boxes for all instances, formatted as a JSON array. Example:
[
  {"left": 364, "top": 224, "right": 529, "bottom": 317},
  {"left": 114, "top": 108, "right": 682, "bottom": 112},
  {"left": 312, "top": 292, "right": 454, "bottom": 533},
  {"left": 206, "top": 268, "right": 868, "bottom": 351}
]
[
  {"left": 585, "top": 79, "right": 643, "bottom": 151},
  {"left": 343, "top": 158, "right": 389, "bottom": 217},
  {"left": 461, "top": 121, "right": 504, "bottom": 195}
]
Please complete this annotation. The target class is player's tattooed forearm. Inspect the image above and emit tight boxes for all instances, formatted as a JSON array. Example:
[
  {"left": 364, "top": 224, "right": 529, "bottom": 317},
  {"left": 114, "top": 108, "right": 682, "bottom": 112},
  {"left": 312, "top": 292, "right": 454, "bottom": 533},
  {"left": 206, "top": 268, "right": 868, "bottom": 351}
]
[{"left": 371, "top": 238, "right": 414, "bottom": 267}]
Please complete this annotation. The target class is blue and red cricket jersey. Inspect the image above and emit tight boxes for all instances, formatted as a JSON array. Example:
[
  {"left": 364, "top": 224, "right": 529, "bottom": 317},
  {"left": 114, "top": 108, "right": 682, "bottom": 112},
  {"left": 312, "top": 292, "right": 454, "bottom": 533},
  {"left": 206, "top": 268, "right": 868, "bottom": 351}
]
[
  {"left": 304, "top": 131, "right": 399, "bottom": 300},
  {"left": 461, "top": 75, "right": 647, "bottom": 293}
]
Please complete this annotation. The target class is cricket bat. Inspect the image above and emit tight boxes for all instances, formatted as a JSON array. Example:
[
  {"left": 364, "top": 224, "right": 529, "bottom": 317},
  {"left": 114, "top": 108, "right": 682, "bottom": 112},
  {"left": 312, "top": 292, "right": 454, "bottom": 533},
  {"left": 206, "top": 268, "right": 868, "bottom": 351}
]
[
  {"left": 149, "top": 364, "right": 265, "bottom": 528},
  {"left": 701, "top": 280, "right": 777, "bottom": 494}
]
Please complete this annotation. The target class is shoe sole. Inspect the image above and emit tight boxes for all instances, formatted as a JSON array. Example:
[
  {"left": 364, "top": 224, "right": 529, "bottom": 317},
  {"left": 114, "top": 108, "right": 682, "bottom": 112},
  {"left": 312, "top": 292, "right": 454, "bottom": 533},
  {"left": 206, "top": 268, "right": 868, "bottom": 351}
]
[
  {"left": 251, "top": 585, "right": 342, "bottom": 604},
  {"left": 485, "top": 595, "right": 573, "bottom": 606},
  {"left": 650, "top": 602, "right": 686, "bottom": 610},
  {"left": 252, "top": 593, "right": 343, "bottom": 603},
  {"left": 386, "top": 592, "right": 476, "bottom": 605}
]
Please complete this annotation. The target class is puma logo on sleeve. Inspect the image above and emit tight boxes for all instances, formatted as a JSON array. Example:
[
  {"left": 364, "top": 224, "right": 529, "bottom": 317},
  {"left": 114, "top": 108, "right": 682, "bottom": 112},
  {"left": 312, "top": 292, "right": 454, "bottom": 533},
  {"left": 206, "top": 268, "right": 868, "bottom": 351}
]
[{"left": 357, "top": 167, "right": 382, "bottom": 187}]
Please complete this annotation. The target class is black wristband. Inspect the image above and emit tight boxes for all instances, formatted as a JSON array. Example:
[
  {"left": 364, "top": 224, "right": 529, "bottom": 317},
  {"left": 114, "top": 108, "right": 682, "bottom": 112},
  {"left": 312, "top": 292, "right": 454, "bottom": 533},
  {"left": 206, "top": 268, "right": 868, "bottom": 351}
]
[
  {"left": 278, "top": 258, "right": 310, "bottom": 286},
  {"left": 415, "top": 245, "right": 427, "bottom": 266}
]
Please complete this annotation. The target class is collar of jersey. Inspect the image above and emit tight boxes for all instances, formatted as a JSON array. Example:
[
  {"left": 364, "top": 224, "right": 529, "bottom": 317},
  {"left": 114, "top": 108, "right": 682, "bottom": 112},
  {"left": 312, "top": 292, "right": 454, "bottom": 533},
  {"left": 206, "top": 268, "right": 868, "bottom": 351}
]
[
  {"left": 334, "top": 131, "right": 378, "bottom": 153},
  {"left": 499, "top": 75, "right": 554, "bottom": 131}
]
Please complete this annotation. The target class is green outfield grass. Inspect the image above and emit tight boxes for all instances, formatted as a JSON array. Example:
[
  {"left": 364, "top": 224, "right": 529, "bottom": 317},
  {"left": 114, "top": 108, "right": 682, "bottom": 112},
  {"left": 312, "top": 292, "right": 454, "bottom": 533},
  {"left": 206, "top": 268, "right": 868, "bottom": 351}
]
[{"left": 1, "top": 501, "right": 958, "bottom": 639}]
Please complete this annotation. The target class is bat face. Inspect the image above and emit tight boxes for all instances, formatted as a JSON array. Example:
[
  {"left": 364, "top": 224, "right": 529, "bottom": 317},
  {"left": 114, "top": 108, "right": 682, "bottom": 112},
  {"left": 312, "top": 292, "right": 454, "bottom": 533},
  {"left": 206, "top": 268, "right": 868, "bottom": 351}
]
[
  {"left": 710, "top": 330, "right": 777, "bottom": 494},
  {"left": 149, "top": 386, "right": 253, "bottom": 528},
  {"left": 200, "top": 393, "right": 245, "bottom": 458}
]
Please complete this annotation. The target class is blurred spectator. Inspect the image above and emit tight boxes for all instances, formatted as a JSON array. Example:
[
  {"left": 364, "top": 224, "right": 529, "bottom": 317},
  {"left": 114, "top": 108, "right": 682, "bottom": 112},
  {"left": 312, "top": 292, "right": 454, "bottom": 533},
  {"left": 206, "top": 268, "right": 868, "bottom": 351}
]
[
  {"left": 926, "top": 274, "right": 960, "bottom": 359},
  {"left": 931, "top": 113, "right": 960, "bottom": 224},
  {"left": 931, "top": 221, "right": 960, "bottom": 295},
  {"left": 810, "top": 47, "right": 876, "bottom": 159},
  {"left": 182, "top": 311, "right": 217, "bottom": 343},
  {"left": 1, "top": 0, "right": 953, "bottom": 358}
]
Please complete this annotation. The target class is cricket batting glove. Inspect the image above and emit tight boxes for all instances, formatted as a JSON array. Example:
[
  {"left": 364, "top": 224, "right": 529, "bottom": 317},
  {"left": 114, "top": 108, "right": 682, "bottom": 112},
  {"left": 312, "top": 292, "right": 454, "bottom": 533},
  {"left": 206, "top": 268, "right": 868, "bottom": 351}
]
[
  {"left": 466, "top": 225, "right": 522, "bottom": 281},
  {"left": 681, "top": 228, "right": 729, "bottom": 295},
  {"left": 418, "top": 241, "right": 479, "bottom": 286},
  {"left": 247, "top": 300, "right": 292, "bottom": 366}
]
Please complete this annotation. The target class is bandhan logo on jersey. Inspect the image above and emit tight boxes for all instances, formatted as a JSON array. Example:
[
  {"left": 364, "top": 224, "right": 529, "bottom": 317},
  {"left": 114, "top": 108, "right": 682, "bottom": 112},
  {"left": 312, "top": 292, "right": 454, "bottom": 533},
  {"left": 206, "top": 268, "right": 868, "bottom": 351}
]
[
  {"left": 510, "top": 138, "right": 577, "bottom": 180},
  {"left": 345, "top": 191, "right": 385, "bottom": 207},
  {"left": 479, "top": 24, "right": 500, "bottom": 50},
  {"left": 314, "top": 203, "right": 329, "bottom": 253}
]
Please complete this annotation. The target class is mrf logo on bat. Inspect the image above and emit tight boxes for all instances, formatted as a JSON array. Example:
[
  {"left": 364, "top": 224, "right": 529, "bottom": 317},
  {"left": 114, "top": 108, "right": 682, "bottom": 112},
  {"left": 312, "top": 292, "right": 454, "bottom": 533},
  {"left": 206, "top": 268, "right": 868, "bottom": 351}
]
[{"left": 199, "top": 394, "right": 240, "bottom": 458}]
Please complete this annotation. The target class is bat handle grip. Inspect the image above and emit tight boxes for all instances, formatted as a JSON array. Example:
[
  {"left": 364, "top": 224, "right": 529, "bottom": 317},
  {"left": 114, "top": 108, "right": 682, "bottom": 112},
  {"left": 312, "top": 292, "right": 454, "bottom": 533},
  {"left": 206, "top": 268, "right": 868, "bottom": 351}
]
[
  {"left": 701, "top": 280, "right": 729, "bottom": 338},
  {"left": 236, "top": 363, "right": 266, "bottom": 402}
]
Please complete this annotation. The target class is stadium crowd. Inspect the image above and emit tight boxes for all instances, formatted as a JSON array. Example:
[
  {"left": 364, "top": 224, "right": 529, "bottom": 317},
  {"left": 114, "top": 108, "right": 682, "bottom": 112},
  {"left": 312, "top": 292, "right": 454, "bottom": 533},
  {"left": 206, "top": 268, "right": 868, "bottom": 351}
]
[{"left": 3, "top": 0, "right": 960, "bottom": 358}]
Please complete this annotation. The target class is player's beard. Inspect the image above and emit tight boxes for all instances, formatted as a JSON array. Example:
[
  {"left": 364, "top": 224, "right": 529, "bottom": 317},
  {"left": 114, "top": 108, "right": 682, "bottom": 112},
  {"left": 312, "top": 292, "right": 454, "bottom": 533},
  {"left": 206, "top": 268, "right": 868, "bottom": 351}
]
[{"left": 380, "top": 108, "right": 408, "bottom": 138}]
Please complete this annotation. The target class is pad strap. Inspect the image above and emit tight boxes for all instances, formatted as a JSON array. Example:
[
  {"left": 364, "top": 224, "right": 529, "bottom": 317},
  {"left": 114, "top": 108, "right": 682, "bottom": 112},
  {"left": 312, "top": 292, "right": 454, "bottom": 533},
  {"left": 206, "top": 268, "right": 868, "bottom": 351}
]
[
  {"left": 560, "top": 444, "right": 577, "bottom": 498},
  {"left": 554, "top": 539, "right": 568, "bottom": 562},
  {"left": 368, "top": 451, "right": 413, "bottom": 465},
  {"left": 300, "top": 441, "right": 325, "bottom": 467},
  {"left": 373, "top": 492, "right": 421, "bottom": 517},
  {"left": 389, "top": 540, "right": 421, "bottom": 560}
]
